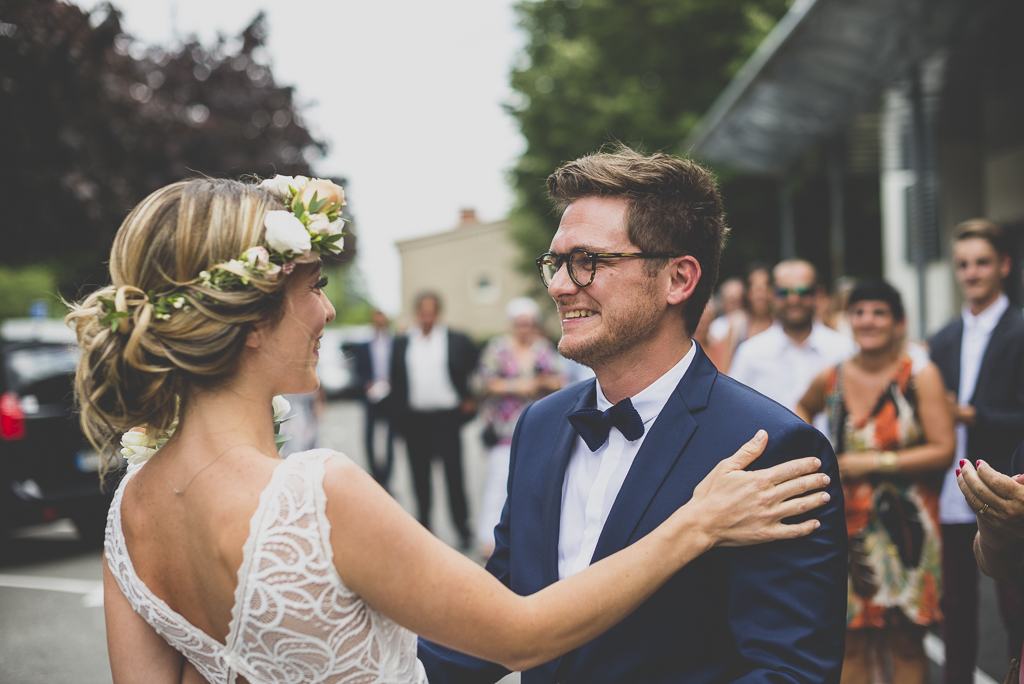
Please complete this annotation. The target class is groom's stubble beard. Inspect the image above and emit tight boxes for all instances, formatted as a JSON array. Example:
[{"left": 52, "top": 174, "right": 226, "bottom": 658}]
[{"left": 558, "top": 276, "right": 662, "bottom": 370}]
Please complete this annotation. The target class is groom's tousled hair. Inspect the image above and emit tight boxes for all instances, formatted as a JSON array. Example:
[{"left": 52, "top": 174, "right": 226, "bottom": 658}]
[{"left": 546, "top": 144, "right": 728, "bottom": 336}]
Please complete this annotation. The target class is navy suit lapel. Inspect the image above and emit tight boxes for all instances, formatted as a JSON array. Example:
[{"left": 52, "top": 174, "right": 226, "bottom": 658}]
[
  {"left": 540, "top": 379, "right": 596, "bottom": 587},
  {"left": 973, "top": 308, "right": 1014, "bottom": 402},
  {"left": 590, "top": 346, "right": 718, "bottom": 564}
]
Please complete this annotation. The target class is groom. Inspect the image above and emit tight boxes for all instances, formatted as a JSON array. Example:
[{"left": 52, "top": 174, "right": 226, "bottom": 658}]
[{"left": 419, "top": 147, "right": 847, "bottom": 683}]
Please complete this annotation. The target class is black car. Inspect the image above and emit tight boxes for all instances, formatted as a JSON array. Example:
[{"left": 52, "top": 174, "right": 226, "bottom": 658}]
[{"left": 0, "top": 338, "right": 121, "bottom": 543}]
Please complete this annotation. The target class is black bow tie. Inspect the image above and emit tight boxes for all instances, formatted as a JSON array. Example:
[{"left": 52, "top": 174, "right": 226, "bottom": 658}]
[{"left": 567, "top": 397, "right": 645, "bottom": 452}]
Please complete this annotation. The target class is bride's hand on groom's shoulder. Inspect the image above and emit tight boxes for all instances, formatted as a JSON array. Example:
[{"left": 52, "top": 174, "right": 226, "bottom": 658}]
[{"left": 687, "top": 430, "right": 830, "bottom": 548}]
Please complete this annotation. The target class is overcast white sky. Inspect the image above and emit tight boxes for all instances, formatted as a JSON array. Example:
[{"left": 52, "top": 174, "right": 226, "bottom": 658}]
[{"left": 97, "top": 0, "right": 526, "bottom": 314}]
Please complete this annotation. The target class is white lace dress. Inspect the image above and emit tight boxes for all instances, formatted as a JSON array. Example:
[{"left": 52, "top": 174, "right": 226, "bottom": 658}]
[{"left": 105, "top": 449, "right": 428, "bottom": 684}]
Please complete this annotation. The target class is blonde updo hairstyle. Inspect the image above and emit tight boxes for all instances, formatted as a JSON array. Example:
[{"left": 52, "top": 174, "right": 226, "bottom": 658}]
[{"left": 67, "top": 178, "right": 287, "bottom": 464}]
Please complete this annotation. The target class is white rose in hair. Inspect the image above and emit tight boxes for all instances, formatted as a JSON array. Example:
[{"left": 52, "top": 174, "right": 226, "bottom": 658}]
[
  {"left": 327, "top": 217, "right": 345, "bottom": 236},
  {"left": 307, "top": 214, "right": 332, "bottom": 235},
  {"left": 290, "top": 176, "right": 310, "bottom": 191},
  {"left": 259, "top": 175, "right": 295, "bottom": 201},
  {"left": 264, "top": 211, "right": 311, "bottom": 254},
  {"left": 272, "top": 395, "right": 291, "bottom": 422}
]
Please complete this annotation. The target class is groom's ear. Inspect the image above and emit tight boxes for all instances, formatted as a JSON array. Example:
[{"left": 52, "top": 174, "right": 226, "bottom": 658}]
[{"left": 666, "top": 255, "right": 701, "bottom": 306}]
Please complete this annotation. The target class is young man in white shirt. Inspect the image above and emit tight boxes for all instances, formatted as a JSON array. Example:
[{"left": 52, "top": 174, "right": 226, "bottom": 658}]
[
  {"left": 928, "top": 219, "right": 1024, "bottom": 684},
  {"left": 419, "top": 146, "right": 848, "bottom": 684},
  {"left": 728, "top": 259, "right": 854, "bottom": 412}
]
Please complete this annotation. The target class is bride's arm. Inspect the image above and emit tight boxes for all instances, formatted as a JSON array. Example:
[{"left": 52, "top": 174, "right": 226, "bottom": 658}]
[
  {"left": 104, "top": 558, "right": 189, "bottom": 683},
  {"left": 326, "top": 431, "right": 828, "bottom": 672}
]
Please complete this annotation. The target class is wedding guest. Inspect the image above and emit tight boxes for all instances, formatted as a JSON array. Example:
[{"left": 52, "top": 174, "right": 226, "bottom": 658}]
[
  {"left": 74, "top": 177, "right": 831, "bottom": 684},
  {"left": 797, "top": 280, "right": 955, "bottom": 684},
  {"left": 730, "top": 259, "right": 854, "bottom": 414},
  {"left": 706, "top": 276, "right": 745, "bottom": 346},
  {"left": 390, "top": 292, "right": 478, "bottom": 548},
  {"left": 707, "top": 266, "right": 773, "bottom": 373},
  {"left": 928, "top": 218, "right": 1024, "bottom": 684},
  {"left": 473, "top": 297, "right": 562, "bottom": 559},
  {"left": 353, "top": 308, "right": 396, "bottom": 488}
]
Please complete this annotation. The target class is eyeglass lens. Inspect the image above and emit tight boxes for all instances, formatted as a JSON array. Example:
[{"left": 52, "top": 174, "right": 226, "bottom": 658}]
[
  {"left": 540, "top": 251, "right": 595, "bottom": 287},
  {"left": 775, "top": 286, "right": 813, "bottom": 298}
]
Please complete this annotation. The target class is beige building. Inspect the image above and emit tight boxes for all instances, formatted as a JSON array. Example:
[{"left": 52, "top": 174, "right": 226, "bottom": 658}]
[{"left": 396, "top": 209, "right": 541, "bottom": 341}]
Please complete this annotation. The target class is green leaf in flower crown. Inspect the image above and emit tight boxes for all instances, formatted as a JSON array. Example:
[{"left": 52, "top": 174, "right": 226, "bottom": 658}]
[{"left": 308, "top": 192, "right": 327, "bottom": 214}]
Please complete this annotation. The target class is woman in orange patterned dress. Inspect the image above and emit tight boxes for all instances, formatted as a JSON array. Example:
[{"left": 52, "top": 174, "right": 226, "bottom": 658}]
[{"left": 798, "top": 281, "right": 955, "bottom": 684}]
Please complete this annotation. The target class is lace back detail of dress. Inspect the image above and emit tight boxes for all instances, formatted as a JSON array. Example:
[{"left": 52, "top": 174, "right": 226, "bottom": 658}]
[{"left": 106, "top": 450, "right": 427, "bottom": 684}]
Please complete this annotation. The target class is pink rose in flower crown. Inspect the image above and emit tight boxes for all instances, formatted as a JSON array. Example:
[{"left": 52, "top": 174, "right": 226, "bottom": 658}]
[
  {"left": 243, "top": 246, "right": 270, "bottom": 269},
  {"left": 299, "top": 179, "right": 346, "bottom": 212}
]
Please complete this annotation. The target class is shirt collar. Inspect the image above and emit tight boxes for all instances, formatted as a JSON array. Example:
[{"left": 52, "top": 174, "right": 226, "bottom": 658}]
[
  {"left": 411, "top": 324, "right": 447, "bottom": 341},
  {"left": 594, "top": 341, "right": 697, "bottom": 425},
  {"left": 962, "top": 293, "right": 1008, "bottom": 332}
]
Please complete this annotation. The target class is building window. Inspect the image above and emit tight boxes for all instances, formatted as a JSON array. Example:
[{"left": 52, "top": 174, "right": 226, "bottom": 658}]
[{"left": 469, "top": 272, "right": 500, "bottom": 304}]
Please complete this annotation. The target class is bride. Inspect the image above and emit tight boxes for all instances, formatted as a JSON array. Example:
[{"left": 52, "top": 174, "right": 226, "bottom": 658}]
[{"left": 70, "top": 177, "right": 830, "bottom": 684}]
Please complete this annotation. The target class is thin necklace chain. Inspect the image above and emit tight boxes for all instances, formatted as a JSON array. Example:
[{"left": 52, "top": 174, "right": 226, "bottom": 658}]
[{"left": 160, "top": 443, "right": 253, "bottom": 496}]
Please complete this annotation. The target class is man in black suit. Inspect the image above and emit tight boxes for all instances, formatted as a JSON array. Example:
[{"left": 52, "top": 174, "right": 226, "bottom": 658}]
[
  {"left": 928, "top": 218, "right": 1024, "bottom": 684},
  {"left": 390, "top": 292, "right": 478, "bottom": 548},
  {"left": 353, "top": 309, "right": 396, "bottom": 489}
]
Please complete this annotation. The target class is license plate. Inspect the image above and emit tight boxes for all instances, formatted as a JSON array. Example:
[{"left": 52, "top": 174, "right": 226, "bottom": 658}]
[{"left": 75, "top": 450, "right": 103, "bottom": 472}]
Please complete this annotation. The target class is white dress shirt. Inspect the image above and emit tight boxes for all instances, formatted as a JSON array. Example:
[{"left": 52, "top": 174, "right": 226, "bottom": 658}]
[
  {"left": 729, "top": 322, "right": 855, "bottom": 411},
  {"left": 406, "top": 324, "right": 460, "bottom": 411},
  {"left": 558, "top": 343, "right": 697, "bottom": 579},
  {"left": 370, "top": 331, "right": 392, "bottom": 383},
  {"left": 940, "top": 293, "right": 1009, "bottom": 524}
]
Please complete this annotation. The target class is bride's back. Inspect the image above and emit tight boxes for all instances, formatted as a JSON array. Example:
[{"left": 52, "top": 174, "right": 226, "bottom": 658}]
[{"left": 118, "top": 444, "right": 279, "bottom": 644}]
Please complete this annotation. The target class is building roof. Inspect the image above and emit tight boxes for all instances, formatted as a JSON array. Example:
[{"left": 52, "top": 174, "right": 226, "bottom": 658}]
[
  {"left": 684, "top": 0, "right": 970, "bottom": 175},
  {"left": 395, "top": 218, "right": 509, "bottom": 252}
]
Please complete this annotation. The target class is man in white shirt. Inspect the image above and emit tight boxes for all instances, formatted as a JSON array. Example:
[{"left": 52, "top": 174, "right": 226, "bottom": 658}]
[
  {"left": 928, "top": 219, "right": 1024, "bottom": 684},
  {"left": 419, "top": 146, "right": 848, "bottom": 684},
  {"left": 729, "top": 259, "right": 854, "bottom": 413},
  {"left": 391, "top": 293, "right": 479, "bottom": 548}
]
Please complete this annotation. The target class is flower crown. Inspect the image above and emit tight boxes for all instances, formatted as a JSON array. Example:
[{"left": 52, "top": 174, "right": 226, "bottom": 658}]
[{"left": 98, "top": 175, "right": 346, "bottom": 332}]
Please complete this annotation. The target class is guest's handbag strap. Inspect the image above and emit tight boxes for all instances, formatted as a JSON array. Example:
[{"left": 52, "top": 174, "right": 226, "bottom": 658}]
[{"left": 1002, "top": 657, "right": 1019, "bottom": 684}]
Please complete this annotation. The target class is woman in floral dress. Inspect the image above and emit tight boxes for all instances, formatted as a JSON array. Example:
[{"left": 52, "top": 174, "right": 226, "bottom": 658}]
[
  {"left": 798, "top": 281, "right": 955, "bottom": 684},
  {"left": 474, "top": 297, "right": 562, "bottom": 558}
]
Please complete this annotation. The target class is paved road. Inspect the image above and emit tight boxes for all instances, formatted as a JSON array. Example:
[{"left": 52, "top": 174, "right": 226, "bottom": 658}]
[{"left": 0, "top": 399, "right": 1014, "bottom": 683}]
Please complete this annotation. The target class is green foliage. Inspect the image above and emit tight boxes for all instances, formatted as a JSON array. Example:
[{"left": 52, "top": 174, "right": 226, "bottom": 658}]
[
  {"left": 0, "top": 1, "right": 332, "bottom": 295},
  {"left": 507, "top": 0, "right": 790, "bottom": 264},
  {"left": 0, "top": 265, "right": 61, "bottom": 321}
]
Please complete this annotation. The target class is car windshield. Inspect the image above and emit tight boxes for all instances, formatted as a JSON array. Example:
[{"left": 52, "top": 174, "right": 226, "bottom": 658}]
[{"left": 6, "top": 345, "right": 79, "bottom": 392}]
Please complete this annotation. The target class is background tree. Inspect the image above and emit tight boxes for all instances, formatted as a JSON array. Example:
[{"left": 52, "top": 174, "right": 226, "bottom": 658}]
[
  {"left": 0, "top": 0, "right": 357, "bottom": 305},
  {"left": 507, "top": 0, "right": 882, "bottom": 287}
]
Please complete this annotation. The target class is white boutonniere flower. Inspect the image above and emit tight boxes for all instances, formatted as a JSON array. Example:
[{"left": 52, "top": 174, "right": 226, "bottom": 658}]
[
  {"left": 272, "top": 395, "right": 293, "bottom": 452},
  {"left": 264, "top": 211, "right": 312, "bottom": 254},
  {"left": 120, "top": 429, "right": 158, "bottom": 466},
  {"left": 272, "top": 395, "right": 291, "bottom": 422}
]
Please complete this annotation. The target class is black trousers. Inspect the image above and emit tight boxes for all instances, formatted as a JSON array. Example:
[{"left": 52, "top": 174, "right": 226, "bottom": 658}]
[
  {"left": 363, "top": 400, "right": 394, "bottom": 489},
  {"left": 403, "top": 409, "right": 469, "bottom": 539}
]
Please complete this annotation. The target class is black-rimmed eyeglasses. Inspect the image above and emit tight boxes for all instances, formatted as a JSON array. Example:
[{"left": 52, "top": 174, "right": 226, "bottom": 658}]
[{"left": 535, "top": 249, "right": 681, "bottom": 289}]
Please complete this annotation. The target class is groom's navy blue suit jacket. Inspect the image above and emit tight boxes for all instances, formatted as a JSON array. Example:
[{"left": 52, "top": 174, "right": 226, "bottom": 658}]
[{"left": 419, "top": 345, "right": 848, "bottom": 683}]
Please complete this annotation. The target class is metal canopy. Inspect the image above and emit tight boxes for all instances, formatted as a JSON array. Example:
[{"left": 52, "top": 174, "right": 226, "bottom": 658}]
[{"left": 684, "top": 0, "right": 969, "bottom": 176}]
